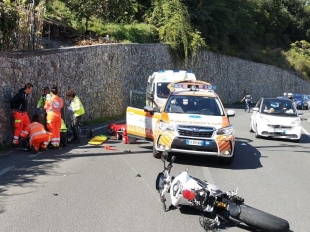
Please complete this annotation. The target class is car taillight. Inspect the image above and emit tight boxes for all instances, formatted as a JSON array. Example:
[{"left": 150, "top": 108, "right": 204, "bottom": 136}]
[{"left": 182, "top": 189, "right": 196, "bottom": 200}]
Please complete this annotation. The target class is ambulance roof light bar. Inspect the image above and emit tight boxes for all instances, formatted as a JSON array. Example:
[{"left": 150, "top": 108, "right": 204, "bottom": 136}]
[{"left": 170, "top": 82, "right": 216, "bottom": 91}]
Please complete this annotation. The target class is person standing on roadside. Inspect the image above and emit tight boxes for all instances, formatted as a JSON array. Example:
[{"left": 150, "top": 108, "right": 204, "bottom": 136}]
[
  {"left": 10, "top": 83, "right": 33, "bottom": 146},
  {"left": 44, "top": 85, "right": 63, "bottom": 149},
  {"left": 66, "top": 90, "right": 85, "bottom": 143},
  {"left": 241, "top": 92, "right": 252, "bottom": 113},
  {"left": 35, "top": 86, "right": 50, "bottom": 130}
]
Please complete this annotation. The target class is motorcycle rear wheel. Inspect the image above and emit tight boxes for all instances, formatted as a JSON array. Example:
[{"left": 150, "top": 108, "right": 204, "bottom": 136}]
[{"left": 237, "top": 205, "right": 290, "bottom": 232}]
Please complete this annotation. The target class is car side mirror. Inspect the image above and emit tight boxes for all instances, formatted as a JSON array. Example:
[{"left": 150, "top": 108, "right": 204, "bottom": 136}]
[
  {"left": 153, "top": 107, "right": 161, "bottom": 113},
  {"left": 146, "top": 92, "right": 154, "bottom": 101},
  {"left": 227, "top": 109, "right": 235, "bottom": 117},
  {"left": 252, "top": 107, "right": 259, "bottom": 112}
]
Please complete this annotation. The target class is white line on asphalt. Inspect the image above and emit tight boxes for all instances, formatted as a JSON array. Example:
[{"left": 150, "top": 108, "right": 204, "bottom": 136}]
[
  {"left": 91, "top": 119, "right": 126, "bottom": 132},
  {"left": 0, "top": 166, "right": 15, "bottom": 175},
  {"left": 120, "top": 156, "right": 159, "bottom": 201}
]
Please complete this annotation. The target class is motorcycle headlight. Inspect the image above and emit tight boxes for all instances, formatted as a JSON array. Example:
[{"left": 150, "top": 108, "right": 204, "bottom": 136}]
[
  {"left": 159, "top": 121, "right": 174, "bottom": 131},
  {"left": 217, "top": 126, "right": 234, "bottom": 135},
  {"left": 291, "top": 118, "right": 301, "bottom": 125}
]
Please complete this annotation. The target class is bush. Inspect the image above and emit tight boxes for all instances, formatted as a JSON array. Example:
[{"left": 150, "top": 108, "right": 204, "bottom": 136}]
[{"left": 90, "top": 23, "right": 158, "bottom": 43}]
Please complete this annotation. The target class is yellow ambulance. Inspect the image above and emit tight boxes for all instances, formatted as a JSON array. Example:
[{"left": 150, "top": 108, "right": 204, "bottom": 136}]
[{"left": 126, "top": 80, "right": 236, "bottom": 164}]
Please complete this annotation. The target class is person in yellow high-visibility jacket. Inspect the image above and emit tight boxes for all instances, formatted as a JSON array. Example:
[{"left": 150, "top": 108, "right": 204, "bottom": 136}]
[{"left": 66, "top": 90, "right": 85, "bottom": 143}]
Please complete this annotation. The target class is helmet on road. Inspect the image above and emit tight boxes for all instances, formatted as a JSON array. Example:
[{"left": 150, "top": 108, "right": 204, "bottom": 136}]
[
  {"left": 288, "top": 93, "right": 293, "bottom": 96},
  {"left": 283, "top": 92, "right": 287, "bottom": 96}
]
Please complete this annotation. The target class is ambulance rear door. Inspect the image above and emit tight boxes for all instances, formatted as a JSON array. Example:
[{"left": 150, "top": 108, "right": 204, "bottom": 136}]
[{"left": 126, "top": 107, "right": 161, "bottom": 141}]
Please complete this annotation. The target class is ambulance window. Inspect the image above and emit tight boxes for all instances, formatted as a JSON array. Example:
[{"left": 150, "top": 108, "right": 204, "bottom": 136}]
[{"left": 157, "top": 82, "right": 170, "bottom": 98}]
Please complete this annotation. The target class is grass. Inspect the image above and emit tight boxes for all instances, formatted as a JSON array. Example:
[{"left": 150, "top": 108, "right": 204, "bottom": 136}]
[
  {"left": 82, "top": 114, "right": 125, "bottom": 126},
  {"left": 46, "top": 1, "right": 158, "bottom": 43}
]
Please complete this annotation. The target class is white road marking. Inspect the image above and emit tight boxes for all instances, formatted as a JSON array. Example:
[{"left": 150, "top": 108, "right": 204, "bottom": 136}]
[
  {"left": 91, "top": 120, "right": 125, "bottom": 132},
  {"left": 0, "top": 166, "right": 15, "bottom": 175},
  {"left": 120, "top": 156, "right": 159, "bottom": 201}
]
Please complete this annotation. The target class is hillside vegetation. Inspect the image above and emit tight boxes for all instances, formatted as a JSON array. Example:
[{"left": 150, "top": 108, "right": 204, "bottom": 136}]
[{"left": 1, "top": 0, "right": 310, "bottom": 81}]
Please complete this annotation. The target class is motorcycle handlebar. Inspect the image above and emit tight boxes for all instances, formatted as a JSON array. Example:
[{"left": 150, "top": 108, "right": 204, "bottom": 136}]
[{"left": 166, "top": 156, "right": 176, "bottom": 173}]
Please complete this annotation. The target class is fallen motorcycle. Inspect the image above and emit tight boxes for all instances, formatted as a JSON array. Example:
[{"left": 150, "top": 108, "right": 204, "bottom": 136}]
[{"left": 156, "top": 152, "right": 290, "bottom": 232}]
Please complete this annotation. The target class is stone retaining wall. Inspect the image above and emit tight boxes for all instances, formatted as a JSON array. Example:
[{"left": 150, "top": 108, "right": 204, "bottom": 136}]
[{"left": 0, "top": 43, "right": 309, "bottom": 145}]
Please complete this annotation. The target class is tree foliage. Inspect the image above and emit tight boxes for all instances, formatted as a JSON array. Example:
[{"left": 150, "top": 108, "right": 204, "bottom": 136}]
[
  {"left": 0, "top": 0, "right": 45, "bottom": 51},
  {"left": 2, "top": 0, "right": 310, "bottom": 79},
  {"left": 148, "top": 0, "right": 206, "bottom": 58}
]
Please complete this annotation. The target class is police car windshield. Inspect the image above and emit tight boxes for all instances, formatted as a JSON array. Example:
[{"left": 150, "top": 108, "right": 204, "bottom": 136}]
[
  {"left": 156, "top": 82, "right": 170, "bottom": 98},
  {"left": 164, "top": 96, "right": 224, "bottom": 116}
]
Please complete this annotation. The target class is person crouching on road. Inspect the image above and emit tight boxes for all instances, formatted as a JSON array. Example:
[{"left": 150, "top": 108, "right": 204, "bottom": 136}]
[
  {"left": 10, "top": 83, "right": 33, "bottom": 146},
  {"left": 66, "top": 90, "right": 85, "bottom": 143},
  {"left": 44, "top": 85, "right": 64, "bottom": 149},
  {"left": 20, "top": 114, "right": 53, "bottom": 154}
]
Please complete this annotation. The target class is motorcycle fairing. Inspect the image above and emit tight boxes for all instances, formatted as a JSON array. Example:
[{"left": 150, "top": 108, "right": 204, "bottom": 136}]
[{"left": 170, "top": 171, "right": 202, "bottom": 206}]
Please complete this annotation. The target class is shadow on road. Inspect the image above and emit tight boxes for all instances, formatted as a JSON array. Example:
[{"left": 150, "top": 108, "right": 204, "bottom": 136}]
[{"left": 170, "top": 137, "right": 263, "bottom": 170}]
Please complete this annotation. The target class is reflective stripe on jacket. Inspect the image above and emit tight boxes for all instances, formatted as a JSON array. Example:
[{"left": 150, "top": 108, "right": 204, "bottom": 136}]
[
  {"left": 70, "top": 96, "right": 85, "bottom": 117},
  {"left": 20, "top": 122, "right": 48, "bottom": 145}
]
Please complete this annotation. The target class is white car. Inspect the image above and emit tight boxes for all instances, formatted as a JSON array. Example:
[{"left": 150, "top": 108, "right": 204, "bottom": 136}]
[{"left": 250, "top": 98, "right": 302, "bottom": 142}]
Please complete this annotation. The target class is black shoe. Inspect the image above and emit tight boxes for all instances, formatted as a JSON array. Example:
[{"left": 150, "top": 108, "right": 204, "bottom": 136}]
[
  {"left": 31, "top": 145, "right": 38, "bottom": 154},
  {"left": 68, "top": 138, "right": 80, "bottom": 144}
]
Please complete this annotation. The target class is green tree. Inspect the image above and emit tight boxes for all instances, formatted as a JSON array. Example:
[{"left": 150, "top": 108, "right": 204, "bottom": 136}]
[
  {"left": 0, "top": 2, "right": 19, "bottom": 50},
  {"left": 63, "top": 0, "right": 103, "bottom": 34},
  {"left": 149, "top": 0, "right": 205, "bottom": 58}
]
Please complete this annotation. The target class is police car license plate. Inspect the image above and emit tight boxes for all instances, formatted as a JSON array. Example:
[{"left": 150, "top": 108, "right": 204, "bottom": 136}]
[{"left": 186, "top": 140, "right": 204, "bottom": 146}]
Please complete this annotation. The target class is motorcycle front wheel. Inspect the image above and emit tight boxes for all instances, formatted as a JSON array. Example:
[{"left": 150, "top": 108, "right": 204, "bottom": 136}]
[{"left": 237, "top": 205, "right": 290, "bottom": 232}]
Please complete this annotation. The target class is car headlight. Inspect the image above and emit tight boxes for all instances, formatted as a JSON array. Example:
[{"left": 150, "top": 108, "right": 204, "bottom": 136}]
[
  {"left": 159, "top": 121, "right": 174, "bottom": 131},
  {"left": 217, "top": 126, "right": 234, "bottom": 135},
  {"left": 291, "top": 118, "right": 301, "bottom": 125}
]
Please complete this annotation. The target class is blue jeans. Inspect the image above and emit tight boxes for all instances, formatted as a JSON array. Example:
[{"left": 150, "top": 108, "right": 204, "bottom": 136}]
[{"left": 245, "top": 100, "right": 251, "bottom": 112}]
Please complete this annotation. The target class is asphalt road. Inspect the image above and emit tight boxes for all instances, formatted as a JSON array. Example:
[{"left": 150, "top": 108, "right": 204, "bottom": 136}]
[{"left": 0, "top": 108, "right": 310, "bottom": 232}]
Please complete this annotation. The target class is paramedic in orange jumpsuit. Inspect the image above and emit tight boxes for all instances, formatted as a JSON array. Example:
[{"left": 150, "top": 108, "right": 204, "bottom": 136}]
[
  {"left": 10, "top": 83, "right": 33, "bottom": 146},
  {"left": 20, "top": 114, "right": 53, "bottom": 154},
  {"left": 44, "top": 85, "right": 64, "bottom": 149}
]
